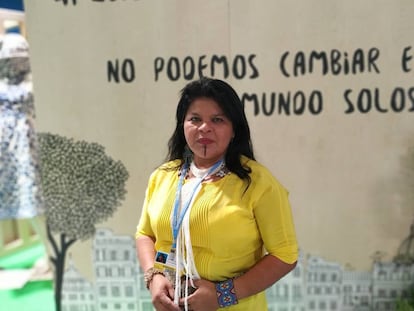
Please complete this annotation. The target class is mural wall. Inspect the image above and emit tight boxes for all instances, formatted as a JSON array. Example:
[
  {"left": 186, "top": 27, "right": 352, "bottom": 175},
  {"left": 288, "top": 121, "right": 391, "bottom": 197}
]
[{"left": 23, "top": 0, "right": 414, "bottom": 310}]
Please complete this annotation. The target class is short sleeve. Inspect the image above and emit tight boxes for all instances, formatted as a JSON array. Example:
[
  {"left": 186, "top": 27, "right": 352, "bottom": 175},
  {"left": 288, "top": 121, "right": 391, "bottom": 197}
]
[{"left": 253, "top": 174, "right": 298, "bottom": 264}]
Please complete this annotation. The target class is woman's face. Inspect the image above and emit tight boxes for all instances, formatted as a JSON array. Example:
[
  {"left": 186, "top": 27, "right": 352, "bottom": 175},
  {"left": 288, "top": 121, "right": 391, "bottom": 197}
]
[{"left": 183, "top": 97, "right": 234, "bottom": 168}]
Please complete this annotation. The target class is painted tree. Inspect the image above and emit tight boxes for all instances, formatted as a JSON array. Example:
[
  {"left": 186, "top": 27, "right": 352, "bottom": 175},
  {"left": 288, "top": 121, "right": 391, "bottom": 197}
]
[
  {"left": 37, "top": 132, "right": 129, "bottom": 311},
  {"left": 393, "top": 145, "right": 414, "bottom": 265},
  {"left": 393, "top": 223, "right": 414, "bottom": 265}
]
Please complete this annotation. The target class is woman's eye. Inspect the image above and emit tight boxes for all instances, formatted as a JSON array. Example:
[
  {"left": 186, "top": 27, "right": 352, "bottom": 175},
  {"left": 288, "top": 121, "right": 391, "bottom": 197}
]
[
  {"left": 189, "top": 116, "right": 201, "bottom": 122},
  {"left": 212, "top": 117, "right": 224, "bottom": 123}
]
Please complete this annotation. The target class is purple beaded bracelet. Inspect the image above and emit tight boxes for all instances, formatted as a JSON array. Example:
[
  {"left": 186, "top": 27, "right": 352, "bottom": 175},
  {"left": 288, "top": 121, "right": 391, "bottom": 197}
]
[{"left": 215, "top": 278, "right": 238, "bottom": 308}]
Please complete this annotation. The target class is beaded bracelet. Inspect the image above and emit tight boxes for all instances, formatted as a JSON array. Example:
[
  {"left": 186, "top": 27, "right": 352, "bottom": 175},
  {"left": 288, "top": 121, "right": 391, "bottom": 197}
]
[
  {"left": 215, "top": 278, "right": 238, "bottom": 308},
  {"left": 144, "top": 267, "right": 165, "bottom": 290}
]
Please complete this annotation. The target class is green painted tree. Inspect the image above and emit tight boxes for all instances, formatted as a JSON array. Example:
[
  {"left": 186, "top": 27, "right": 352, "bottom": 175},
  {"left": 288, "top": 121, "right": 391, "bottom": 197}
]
[{"left": 37, "top": 132, "right": 129, "bottom": 311}]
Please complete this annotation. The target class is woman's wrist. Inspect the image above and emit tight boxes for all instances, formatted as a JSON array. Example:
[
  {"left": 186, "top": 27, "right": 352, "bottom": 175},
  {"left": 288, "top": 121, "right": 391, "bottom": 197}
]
[
  {"left": 215, "top": 278, "right": 238, "bottom": 308},
  {"left": 144, "top": 267, "right": 165, "bottom": 290}
]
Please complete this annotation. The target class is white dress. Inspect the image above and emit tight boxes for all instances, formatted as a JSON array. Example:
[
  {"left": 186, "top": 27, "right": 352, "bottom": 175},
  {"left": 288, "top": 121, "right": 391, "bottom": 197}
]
[{"left": 0, "top": 33, "right": 42, "bottom": 219}]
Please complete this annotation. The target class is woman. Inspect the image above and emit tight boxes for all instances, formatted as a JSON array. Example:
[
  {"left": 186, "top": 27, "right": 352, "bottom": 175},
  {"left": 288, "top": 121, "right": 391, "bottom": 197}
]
[{"left": 136, "top": 77, "right": 298, "bottom": 311}]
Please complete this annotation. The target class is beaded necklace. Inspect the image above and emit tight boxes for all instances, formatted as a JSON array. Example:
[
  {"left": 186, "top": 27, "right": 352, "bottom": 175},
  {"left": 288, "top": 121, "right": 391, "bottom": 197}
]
[{"left": 188, "top": 160, "right": 230, "bottom": 180}]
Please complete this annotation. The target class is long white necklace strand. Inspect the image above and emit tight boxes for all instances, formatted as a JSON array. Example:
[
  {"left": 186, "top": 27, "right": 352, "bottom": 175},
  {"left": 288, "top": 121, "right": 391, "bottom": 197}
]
[{"left": 174, "top": 160, "right": 228, "bottom": 309}]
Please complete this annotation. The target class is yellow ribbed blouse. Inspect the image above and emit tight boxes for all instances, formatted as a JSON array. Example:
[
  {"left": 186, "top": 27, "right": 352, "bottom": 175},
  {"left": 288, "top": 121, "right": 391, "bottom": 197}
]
[{"left": 136, "top": 157, "right": 298, "bottom": 310}]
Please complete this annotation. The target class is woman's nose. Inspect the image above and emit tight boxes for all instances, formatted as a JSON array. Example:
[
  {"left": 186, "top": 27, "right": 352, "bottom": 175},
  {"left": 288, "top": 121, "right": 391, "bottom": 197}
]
[{"left": 198, "top": 121, "right": 212, "bottom": 132}]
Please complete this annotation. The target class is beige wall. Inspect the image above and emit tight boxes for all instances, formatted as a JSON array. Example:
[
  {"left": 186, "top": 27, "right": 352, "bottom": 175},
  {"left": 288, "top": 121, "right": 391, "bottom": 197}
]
[{"left": 24, "top": 0, "right": 414, "bottom": 278}]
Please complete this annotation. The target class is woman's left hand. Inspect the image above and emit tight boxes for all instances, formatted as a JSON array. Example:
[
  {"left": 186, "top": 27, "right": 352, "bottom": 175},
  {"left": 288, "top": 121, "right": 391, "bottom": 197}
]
[{"left": 179, "top": 279, "right": 219, "bottom": 311}]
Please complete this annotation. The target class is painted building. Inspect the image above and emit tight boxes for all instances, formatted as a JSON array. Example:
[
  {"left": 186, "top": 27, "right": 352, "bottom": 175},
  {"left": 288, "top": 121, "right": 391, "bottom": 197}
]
[
  {"left": 62, "top": 227, "right": 414, "bottom": 311},
  {"left": 62, "top": 259, "right": 96, "bottom": 311},
  {"left": 306, "top": 256, "right": 342, "bottom": 310},
  {"left": 372, "top": 261, "right": 414, "bottom": 311},
  {"left": 93, "top": 229, "right": 141, "bottom": 311},
  {"left": 342, "top": 270, "right": 371, "bottom": 310}
]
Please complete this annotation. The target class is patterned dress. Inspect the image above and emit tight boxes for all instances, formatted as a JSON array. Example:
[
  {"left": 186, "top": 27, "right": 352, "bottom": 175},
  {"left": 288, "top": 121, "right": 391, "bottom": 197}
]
[{"left": 0, "top": 33, "right": 42, "bottom": 219}]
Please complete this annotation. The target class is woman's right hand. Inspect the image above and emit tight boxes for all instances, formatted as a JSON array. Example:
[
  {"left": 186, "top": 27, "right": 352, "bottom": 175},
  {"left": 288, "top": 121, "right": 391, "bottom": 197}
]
[{"left": 150, "top": 274, "right": 180, "bottom": 311}]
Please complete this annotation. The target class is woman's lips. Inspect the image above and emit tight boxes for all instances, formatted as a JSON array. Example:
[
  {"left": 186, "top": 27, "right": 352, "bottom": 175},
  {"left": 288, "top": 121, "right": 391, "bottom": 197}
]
[{"left": 197, "top": 138, "right": 213, "bottom": 145}]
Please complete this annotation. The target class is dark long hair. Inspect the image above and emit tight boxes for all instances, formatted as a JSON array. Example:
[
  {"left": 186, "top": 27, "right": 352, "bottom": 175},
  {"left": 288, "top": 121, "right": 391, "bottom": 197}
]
[{"left": 166, "top": 77, "right": 255, "bottom": 184}]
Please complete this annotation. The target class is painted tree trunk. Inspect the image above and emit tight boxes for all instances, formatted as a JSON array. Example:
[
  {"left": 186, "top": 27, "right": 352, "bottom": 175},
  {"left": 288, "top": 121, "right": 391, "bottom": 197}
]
[{"left": 47, "top": 225, "right": 76, "bottom": 311}]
